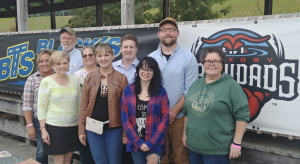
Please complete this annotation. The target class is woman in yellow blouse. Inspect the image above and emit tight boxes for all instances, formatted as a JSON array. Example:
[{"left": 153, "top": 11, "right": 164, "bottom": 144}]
[{"left": 38, "top": 51, "right": 81, "bottom": 164}]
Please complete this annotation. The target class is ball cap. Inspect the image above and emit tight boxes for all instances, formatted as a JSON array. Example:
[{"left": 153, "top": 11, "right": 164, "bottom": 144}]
[
  {"left": 159, "top": 17, "right": 178, "bottom": 29},
  {"left": 60, "top": 27, "right": 76, "bottom": 37}
]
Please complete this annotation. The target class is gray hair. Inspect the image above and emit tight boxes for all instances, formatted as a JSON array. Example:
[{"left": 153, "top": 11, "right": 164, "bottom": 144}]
[
  {"left": 81, "top": 45, "right": 96, "bottom": 56},
  {"left": 201, "top": 47, "right": 226, "bottom": 65}
]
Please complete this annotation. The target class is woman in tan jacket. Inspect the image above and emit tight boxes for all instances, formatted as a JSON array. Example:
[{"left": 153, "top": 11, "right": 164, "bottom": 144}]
[{"left": 78, "top": 43, "right": 128, "bottom": 164}]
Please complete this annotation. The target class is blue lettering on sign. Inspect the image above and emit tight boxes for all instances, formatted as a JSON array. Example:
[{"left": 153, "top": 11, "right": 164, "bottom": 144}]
[
  {"left": 53, "top": 36, "right": 121, "bottom": 57},
  {"left": 107, "top": 37, "right": 121, "bottom": 57},
  {"left": 19, "top": 51, "right": 35, "bottom": 77},
  {"left": 84, "top": 38, "right": 101, "bottom": 47},
  {"left": 0, "top": 57, "right": 12, "bottom": 81},
  {"left": 37, "top": 39, "right": 54, "bottom": 53},
  {"left": 0, "top": 42, "right": 35, "bottom": 82}
]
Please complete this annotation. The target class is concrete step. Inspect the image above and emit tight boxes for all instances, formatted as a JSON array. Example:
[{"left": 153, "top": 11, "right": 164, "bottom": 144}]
[
  {"left": 231, "top": 131, "right": 300, "bottom": 164},
  {"left": 0, "top": 135, "right": 81, "bottom": 164}
]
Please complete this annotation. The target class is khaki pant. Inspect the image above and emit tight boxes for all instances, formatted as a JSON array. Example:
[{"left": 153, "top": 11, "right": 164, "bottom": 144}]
[{"left": 161, "top": 117, "right": 190, "bottom": 164}]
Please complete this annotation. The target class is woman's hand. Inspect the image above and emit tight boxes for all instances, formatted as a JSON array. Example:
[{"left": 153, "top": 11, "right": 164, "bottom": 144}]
[
  {"left": 140, "top": 143, "right": 150, "bottom": 152},
  {"left": 182, "top": 132, "right": 187, "bottom": 147},
  {"left": 41, "top": 129, "right": 50, "bottom": 145},
  {"left": 79, "top": 134, "right": 86, "bottom": 146},
  {"left": 27, "top": 126, "right": 36, "bottom": 140},
  {"left": 229, "top": 145, "right": 241, "bottom": 159},
  {"left": 122, "top": 137, "right": 127, "bottom": 144}
]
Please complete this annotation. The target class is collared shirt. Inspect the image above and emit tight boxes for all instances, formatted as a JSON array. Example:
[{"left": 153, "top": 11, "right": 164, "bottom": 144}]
[
  {"left": 148, "top": 44, "right": 198, "bottom": 118},
  {"left": 112, "top": 58, "right": 139, "bottom": 84},
  {"left": 121, "top": 84, "right": 169, "bottom": 152},
  {"left": 66, "top": 48, "right": 84, "bottom": 75},
  {"left": 22, "top": 70, "right": 55, "bottom": 118}
]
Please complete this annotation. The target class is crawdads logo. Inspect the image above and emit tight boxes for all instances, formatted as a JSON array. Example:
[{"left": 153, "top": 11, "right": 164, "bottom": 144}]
[{"left": 191, "top": 28, "right": 299, "bottom": 122}]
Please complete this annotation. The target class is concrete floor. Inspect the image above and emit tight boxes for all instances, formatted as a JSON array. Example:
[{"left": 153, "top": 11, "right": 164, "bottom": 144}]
[{"left": 0, "top": 135, "right": 81, "bottom": 164}]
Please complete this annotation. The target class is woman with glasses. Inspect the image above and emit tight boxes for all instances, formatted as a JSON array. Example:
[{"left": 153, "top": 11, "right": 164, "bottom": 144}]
[
  {"left": 74, "top": 45, "right": 98, "bottom": 91},
  {"left": 121, "top": 57, "right": 169, "bottom": 164},
  {"left": 182, "top": 47, "right": 250, "bottom": 164},
  {"left": 74, "top": 45, "right": 97, "bottom": 164}
]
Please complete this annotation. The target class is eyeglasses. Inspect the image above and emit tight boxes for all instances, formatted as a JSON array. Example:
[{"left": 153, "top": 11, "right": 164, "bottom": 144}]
[
  {"left": 82, "top": 54, "right": 94, "bottom": 58},
  {"left": 140, "top": 68, "right": 154, "bottom": 74},
  {"left": 203, "top": 60, "right": 222, "bottom": 66},
  {"left": 159, "top": 28, "right": 177, "bottom": 33}
]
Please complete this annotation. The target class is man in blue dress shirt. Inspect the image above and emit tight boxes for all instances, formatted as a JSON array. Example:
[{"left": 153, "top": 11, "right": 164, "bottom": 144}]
[{"left": 148, "top": 17, "right": 198, "bottom": 164}]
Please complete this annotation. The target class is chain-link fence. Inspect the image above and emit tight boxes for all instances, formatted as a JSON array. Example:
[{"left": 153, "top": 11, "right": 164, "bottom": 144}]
[{"left": 0, "top": 12, "right": 73, "bottom": 32}]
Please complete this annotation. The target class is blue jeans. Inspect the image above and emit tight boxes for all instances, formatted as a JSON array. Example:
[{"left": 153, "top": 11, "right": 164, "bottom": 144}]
[
  {"left": 131, "top": 148, "right": 164, "bottom": 164},
  {"left": 33, "top": 117, "right": 48, "bottom": 164},
  {"left": 189, "top": 150, "right": 230, "bottom": 164},
  {"left": 86, "top": 128, "right": 123, "bottom": 164},
  {"left": 79, "top": 138, "right": 95, "bottom": 164}
]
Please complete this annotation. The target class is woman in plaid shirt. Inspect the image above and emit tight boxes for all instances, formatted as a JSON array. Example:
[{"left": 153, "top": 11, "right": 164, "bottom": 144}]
[
  {"left": 121, "top": 57, "right": 169, "bottom": 164},
  {"left": 22, "top": 49, "right": 54, "bottom": 164}
]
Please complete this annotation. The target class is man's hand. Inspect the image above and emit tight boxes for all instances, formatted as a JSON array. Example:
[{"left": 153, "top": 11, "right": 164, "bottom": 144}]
[
  {"left": 169, "top": 110, "right": 176, "bottom": 125},
  {"left": 27, "top": 126, "right": 36, "bottom": 140}
]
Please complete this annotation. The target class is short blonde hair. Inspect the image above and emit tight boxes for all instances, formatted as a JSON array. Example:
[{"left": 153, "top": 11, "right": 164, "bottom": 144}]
[
  {"left": 36, "top": 49, "right": 54, "bottom": 65},
  {"left": 50, "top": 51, "right": 70, "bottom": 65},
  {"left": 95, "top": 43, "right": 114, "bottom": 55}
]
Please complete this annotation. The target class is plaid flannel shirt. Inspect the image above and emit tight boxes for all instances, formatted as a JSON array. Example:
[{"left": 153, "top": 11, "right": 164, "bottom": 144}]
[
  {"left": 121, "top": 84, "right": 169, "bottom": 152},
  {"left": 22, "top": 70, "right": 54, "bottom": 118}
]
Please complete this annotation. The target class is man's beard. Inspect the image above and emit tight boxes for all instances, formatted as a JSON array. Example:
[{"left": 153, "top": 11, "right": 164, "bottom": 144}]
[
  {"left": 160, "top": 36, "right": 177, "bottom": 47},
  {"left": 61, "top": 43, "right": 75, "bottom": 52}
]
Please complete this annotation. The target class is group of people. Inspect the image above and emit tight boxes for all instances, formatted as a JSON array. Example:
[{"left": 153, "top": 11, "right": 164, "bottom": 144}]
[{"left": 22, "top": 17, "right": 250, "bottom": 164}]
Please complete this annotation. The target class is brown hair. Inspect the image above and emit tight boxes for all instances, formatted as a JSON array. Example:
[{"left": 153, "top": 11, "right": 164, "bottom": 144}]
[
  {"left": 36, "top": 49, "right": 54, "bottom": 65},
  {"left": 120, "top": 34, "right": 138, "bottom": 47},
  {"left": 50, "top": 51, "right": 70, "bottom": 65},
  {"left": 81, "top": 45, "right": 96, "bottom": 56},
  {"left": 95, "top": 43, "right": 114, "bottom": 55}
]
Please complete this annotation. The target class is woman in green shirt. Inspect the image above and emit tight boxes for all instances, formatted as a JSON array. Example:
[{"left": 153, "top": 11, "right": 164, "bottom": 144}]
[
  {"left": 38, "top": 51, "right": 81, "bottom": 164},
  {"left": 182, "top": 47, "right": 250, "bottom": 164}
]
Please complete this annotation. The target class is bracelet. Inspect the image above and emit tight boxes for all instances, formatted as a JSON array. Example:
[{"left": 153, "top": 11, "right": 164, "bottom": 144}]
[
  {"left": 40, "top": 126, "right": 46, "bottom": 130},
  {"left": 232, "top": 142, "right": 241, "bottom": 146},
  {"left": 231, "top": 143, "right": 241, "bottom": 149},
  {"left": 27, "top": 123, "right": 33, "bottom": 127}
]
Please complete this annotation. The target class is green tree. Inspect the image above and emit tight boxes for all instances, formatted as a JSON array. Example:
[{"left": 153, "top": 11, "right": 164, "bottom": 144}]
[
  {"left": 66, "top": 0, "right": 231, "bottom": 28},
  {"left": 151, "top": 0, "right": 231, "bottom": 22}
]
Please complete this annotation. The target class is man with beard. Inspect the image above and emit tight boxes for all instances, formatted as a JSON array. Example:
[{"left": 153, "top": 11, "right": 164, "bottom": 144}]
[
  {"left": 148, "top": 17, "right": 198, "bottom": 164},
  {"left": 60, "top": 27, "right": 84, "bottom": 75}
]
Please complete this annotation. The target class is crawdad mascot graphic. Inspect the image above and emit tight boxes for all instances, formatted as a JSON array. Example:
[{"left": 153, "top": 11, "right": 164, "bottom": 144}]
[{"left": 192, "top": 28, "right": 299, "bottom": 122}]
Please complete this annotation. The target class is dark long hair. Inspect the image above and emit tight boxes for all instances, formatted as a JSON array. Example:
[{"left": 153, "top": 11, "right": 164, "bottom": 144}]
[{"left": 134, "top": 57, "right": 163, "bottom": 96}]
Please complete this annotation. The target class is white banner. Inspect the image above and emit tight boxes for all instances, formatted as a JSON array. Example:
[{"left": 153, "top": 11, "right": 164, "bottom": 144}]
[{"left": 177, "top": 17, "right": 300, "bottom": 137}]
